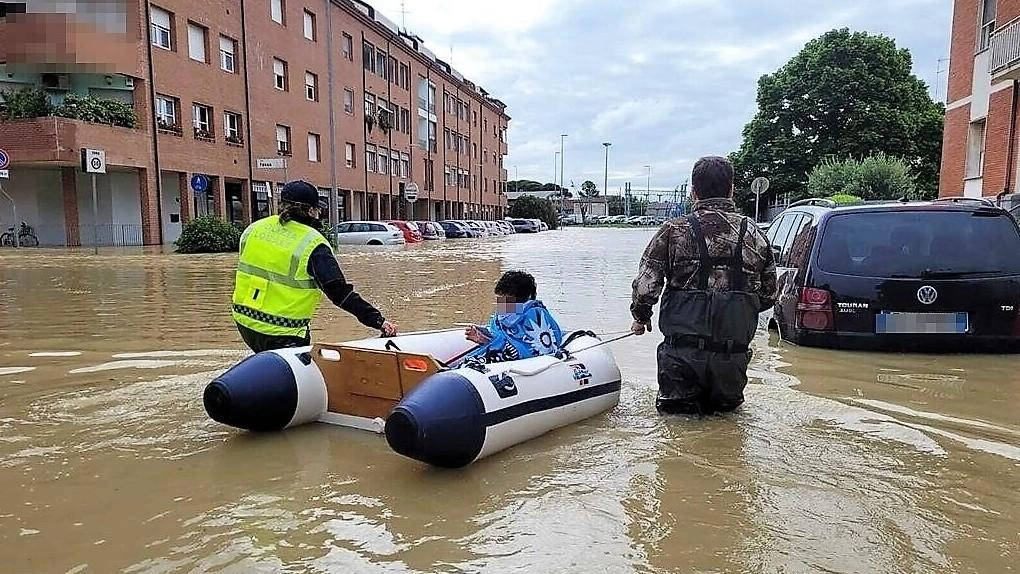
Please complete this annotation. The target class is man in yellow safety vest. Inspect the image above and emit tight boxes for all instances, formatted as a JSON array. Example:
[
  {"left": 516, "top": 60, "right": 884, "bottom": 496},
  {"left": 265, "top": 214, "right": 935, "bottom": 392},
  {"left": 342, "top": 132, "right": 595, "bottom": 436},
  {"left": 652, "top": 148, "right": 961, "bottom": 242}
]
[{"left": 231, "top": 180, "right": 398, "bottom": 353}]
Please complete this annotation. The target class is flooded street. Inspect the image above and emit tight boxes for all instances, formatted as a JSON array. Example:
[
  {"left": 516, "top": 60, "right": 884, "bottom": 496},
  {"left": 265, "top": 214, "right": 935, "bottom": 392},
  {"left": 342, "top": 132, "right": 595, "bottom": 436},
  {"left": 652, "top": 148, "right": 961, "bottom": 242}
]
[{"left": 1, "top": 228, "right": 1018, "bottom": 574}]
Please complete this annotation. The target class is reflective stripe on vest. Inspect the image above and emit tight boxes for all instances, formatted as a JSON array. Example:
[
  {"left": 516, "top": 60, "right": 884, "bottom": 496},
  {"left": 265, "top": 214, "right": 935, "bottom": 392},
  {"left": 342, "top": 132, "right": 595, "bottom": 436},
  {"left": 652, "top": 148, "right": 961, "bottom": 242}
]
[{"left": 231, "top": 216, "right": 330, "bottom": 337}]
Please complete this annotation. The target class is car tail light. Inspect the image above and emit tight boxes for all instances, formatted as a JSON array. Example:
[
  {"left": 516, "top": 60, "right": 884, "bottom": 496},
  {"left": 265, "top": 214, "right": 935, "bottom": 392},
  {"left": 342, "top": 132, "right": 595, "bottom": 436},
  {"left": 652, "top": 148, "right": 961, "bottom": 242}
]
[{"left": 797, "top": 287, "right": 834, "bottom": 331}]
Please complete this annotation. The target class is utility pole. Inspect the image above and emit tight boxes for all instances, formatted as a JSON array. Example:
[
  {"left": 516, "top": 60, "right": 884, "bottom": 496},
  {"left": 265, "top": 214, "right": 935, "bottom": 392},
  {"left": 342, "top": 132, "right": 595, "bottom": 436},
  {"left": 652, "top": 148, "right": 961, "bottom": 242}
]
[
  {"left": 559, "top": 134, "right": 567, "bottom": 215},
  {"left": 602, "top": 142, "right": 611, "bottom": 224}
]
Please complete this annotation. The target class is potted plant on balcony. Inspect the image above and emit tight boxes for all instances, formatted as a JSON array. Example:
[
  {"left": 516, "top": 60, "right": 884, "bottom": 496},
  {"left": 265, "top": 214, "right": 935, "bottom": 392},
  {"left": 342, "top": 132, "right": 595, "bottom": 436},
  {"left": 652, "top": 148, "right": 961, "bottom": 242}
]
[
  {"left": 377, "top": 109, "right": 394, "bottom": 133},
  {"left": 365, "top": 112, "right": 375, "bottom": 133},
  {"left": 193, "top": 126, "right": 214, "bottom": 141},
  {"left": 0, "top": 87, "right": 53, "bottom": 120},
  {"left": 225, "top": 134, "right": 243, "bottom": 145},
  {"left": 157, "top": 119, "right": 182, "bottom": 135}
]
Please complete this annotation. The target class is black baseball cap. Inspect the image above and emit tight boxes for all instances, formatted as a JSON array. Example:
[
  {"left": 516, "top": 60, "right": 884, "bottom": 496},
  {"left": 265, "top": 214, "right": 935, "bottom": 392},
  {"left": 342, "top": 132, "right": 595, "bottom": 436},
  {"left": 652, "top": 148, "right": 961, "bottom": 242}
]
[{"left": 280, "top": 180, "right": 319, "bottom": 207}]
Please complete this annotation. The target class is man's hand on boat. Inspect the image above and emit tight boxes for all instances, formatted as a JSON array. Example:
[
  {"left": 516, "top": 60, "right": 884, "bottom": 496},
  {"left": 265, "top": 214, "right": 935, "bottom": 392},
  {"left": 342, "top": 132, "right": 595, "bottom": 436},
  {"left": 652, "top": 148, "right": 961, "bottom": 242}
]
[
  {"left": 631, "top": 320, "right": 651, "bottom": 336},
  {"left": 380, "top": 320, "right": 399, "bottom": 337},
  {"left": 464, "top": 325, "right": 492, "bottom": 344}
]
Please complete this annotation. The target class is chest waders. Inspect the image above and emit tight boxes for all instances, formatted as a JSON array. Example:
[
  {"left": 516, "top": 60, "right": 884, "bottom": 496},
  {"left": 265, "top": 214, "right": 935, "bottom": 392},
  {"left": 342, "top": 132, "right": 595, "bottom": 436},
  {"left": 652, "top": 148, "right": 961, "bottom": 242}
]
[{"left": 655, "top": 215, "right": 761, "bottom": 415}]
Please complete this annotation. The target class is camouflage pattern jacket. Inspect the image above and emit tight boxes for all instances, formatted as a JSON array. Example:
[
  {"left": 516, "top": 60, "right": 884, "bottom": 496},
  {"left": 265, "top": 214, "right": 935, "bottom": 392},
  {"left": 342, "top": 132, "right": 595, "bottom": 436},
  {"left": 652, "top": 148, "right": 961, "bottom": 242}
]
[{"left": 630, "top": 197, "right": 778, "bottom": 324}]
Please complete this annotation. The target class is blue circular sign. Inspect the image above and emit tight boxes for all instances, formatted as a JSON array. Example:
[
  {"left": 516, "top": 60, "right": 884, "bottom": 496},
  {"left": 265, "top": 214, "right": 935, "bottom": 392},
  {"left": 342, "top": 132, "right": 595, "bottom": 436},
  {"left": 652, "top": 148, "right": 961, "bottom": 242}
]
[
  {"left": 190, "top": 174, "right": 209, "bottom": 193},
  {"left": 0, "top": 149, "right": 9, "bottom": 170}
]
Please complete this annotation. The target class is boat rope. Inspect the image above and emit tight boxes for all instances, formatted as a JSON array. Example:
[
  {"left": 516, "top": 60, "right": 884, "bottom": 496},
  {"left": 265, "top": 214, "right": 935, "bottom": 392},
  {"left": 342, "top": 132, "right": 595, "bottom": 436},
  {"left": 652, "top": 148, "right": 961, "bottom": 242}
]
[{"left": 506, "top": 332, "right": 635, "bottom": 377}]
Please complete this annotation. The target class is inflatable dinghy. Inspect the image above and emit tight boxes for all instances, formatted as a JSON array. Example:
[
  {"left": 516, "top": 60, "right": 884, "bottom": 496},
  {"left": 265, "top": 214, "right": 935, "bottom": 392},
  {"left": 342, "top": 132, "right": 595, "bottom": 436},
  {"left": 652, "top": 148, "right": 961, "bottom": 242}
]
[{"left": 203, "top": 328, "right": 622, "bottom": 467}]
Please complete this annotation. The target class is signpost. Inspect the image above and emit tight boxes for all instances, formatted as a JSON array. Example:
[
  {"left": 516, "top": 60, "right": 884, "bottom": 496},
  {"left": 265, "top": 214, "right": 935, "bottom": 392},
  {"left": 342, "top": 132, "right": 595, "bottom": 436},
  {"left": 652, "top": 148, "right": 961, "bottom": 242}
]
[
  {"left": 256, "top": 157, "right": 288, "bottom": 183},
  {"left": 190, "top": 174, "right": 209, "bottom": 216},
  {"left": 82, "top": 148, "right": 107, "bottom": 254},
  {"left": 400, "top": 182, "right": 418, "bottom": 220},
  {"left": 751, "top": 176, "right": 770, "bottom": 223},
  {"left": 0, "top": 147, "right": 16, "bottom": 247}
]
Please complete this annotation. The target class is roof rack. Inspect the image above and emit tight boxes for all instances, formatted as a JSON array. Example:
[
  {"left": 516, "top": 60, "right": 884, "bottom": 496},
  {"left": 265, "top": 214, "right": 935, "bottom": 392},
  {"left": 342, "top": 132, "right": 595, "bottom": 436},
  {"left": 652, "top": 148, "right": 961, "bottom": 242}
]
[
  {"left": 931, "top": 197, "right": 998, "bottom": 207},
  {"left": 788, "top": 198, "right": 836, "bottom": 208}
]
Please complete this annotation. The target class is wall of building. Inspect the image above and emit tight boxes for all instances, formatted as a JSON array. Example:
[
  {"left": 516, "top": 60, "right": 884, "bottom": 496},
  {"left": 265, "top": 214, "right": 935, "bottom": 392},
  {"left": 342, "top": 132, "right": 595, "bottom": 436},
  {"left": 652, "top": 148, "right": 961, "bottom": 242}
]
[{"left": 0, "top": 168, "right": 67, "bottom": 246}]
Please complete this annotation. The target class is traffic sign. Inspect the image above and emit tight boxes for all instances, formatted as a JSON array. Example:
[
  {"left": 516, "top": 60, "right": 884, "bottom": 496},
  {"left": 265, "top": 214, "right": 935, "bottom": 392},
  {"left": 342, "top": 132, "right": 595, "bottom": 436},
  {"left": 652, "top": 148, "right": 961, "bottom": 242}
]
[
  {"left": 190, "top": 174, "right": 209, "bottom": 193},
  {"left": 404, "top": 182, "right": 419, "bottom": 203},
  {"left": 0, "top": 148, "right": 9, "bottom": 170},
  {"left": 81, "top": 148, "right": 107, "bottom": 174},
  {"left": 751, "top": 176, "right": 770, "bottom": 196},
  {"left": 256, "top": 158, "right": 286, "bottom": 169}
]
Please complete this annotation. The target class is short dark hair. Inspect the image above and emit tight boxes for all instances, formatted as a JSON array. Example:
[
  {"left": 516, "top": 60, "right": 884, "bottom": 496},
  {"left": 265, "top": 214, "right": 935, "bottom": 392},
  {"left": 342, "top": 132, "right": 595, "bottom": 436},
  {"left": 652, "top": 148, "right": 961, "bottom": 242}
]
[
  {"left": 495, "top": 270, "right": 537, "bottom": 301},
  {"left": 692, "top": 156, "right": 734, "bottom": 200}
]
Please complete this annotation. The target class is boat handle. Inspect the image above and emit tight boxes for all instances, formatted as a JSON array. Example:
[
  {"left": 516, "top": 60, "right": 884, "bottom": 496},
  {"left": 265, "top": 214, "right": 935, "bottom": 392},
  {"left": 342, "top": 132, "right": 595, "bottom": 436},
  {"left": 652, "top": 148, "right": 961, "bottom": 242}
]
[{"left": 507, "top": 360, "right": 561, "bottom": 377}]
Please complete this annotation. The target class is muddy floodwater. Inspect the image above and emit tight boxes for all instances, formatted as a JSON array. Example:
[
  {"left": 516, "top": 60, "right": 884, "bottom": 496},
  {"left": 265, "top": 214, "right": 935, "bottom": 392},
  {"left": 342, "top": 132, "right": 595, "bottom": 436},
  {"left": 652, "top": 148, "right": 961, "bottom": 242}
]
[{"left": 1, "top": 228, "right": 1018, "bottom": 574}]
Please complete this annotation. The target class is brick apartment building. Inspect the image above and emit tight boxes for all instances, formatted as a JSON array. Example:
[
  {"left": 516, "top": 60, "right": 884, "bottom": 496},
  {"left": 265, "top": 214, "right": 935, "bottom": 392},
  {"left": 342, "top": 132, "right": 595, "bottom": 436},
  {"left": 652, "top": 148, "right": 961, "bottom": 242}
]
[
  {"left": 0, "top": 0, "right": 509, "bottom": 246},
  {"left": 941, "top": 0, "right": 1020, "bottom": 210}
]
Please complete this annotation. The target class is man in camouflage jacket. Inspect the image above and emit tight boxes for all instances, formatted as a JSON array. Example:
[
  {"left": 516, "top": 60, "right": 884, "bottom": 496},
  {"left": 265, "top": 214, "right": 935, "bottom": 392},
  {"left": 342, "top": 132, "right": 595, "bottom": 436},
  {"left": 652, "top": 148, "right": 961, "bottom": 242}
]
[{"left": 630, "top": 156, "right": 777, "bottom": 415}]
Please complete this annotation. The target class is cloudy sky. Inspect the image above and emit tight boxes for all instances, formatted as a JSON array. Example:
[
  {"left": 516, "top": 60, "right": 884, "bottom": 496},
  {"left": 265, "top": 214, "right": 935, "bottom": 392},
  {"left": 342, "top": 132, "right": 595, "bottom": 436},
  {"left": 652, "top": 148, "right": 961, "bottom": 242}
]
[{"left": 370, "top": 0, "right": 952, "bottom": 196}]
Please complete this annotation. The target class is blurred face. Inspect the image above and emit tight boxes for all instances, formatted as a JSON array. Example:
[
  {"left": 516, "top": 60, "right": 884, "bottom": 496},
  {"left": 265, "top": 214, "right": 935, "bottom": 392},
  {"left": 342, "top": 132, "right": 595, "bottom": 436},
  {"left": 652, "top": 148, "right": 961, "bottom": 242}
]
[
  {"left": 309, "top": 206, "right": 322, "bottom": 219},
  {"left": 495, "top": 294, "right": 524, "bottom": 316}
]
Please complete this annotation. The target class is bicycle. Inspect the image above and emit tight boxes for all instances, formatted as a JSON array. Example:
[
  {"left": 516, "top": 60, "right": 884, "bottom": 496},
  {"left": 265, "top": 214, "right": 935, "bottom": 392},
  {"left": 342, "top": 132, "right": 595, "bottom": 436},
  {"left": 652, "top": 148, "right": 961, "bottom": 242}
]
[{"left": 0, "top": 222, "right": 39, "bottom": 247}]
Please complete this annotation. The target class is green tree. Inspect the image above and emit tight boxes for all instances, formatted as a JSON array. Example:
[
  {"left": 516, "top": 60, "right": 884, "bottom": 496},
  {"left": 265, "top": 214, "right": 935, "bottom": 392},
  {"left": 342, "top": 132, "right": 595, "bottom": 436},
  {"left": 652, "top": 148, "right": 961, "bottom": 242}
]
[
  {"left": 580, "top": 180, "right": 598, "bottom": 197},
  {"left": 807, "top": 153, "right": 916, "bottom": 201},
  {"left": 509, "top": 195, "right": 559, "bottom": 230},
  {"left": 730, "top": 28, "right": 944, "bottom": 213}
]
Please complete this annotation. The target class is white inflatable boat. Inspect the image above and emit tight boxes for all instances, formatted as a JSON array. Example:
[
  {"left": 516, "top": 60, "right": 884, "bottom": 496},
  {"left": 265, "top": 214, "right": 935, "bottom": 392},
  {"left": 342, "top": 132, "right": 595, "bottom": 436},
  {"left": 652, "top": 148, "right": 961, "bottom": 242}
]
[{"left": 203, "top": 328, "right": 623, "bottom": 468}]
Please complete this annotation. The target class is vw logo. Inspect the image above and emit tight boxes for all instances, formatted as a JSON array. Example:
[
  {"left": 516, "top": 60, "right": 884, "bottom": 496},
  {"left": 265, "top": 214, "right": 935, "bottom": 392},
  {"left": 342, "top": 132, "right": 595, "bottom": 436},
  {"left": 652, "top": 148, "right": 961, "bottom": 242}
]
[{"left": 917, "top": 285, "right": 938, "bottom": 305}]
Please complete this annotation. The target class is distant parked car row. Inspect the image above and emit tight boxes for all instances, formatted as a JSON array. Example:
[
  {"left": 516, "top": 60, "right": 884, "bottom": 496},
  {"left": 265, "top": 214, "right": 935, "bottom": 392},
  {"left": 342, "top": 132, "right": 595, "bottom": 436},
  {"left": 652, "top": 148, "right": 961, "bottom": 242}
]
[
  {"left": 590, "top": 215, "right": 663, "bottom": 225},
  {"left": 332, "top": 218, "right": 549, "bottom": 245}
]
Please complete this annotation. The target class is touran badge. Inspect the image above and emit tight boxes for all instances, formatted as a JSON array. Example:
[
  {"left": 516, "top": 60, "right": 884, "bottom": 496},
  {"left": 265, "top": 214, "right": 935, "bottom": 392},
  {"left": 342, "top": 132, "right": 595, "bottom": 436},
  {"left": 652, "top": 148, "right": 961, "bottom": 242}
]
[{"left": 917, "top": 285, "right": 938, "bottom": 305}]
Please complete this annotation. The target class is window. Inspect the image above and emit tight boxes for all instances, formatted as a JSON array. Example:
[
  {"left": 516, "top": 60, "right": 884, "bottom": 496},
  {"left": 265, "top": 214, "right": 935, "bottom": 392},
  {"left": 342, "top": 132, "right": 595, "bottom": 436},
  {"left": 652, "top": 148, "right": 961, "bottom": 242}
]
[
  {"left": 967, "top": 119, "right": 987, "bottom": 178},
  {"left": 428, "top": 83, "right": 436, "bottom": 114},
  {"left": 219, "top": 36, "right": 236, "bottom": 72},
  {"left": 817, "top": 211, "right": 1020, "bottom": 277},
  {"left": 399, "top": 63, "right": 409, "bottom": 90},
  {"left": 150, "top": 6, "right": 172, "bottom": 50},
  {"left": 276, "top": 124, "right": 291, "bottom": 155},
  {"left": 473, "top": 111, "right": 477, "bottom": 125},
  {"left": 307, "top": 133, "right": 320, "bottom": 162},
  {"left": 363, "top": 41, "right": 375, "bottom": 73},
  {"left": 224, "top": 112, "right": 241, "bottom": 143},
  {"left": 979, "top": 0, "right": 995, "bottom": 51},
  {"left": 376, "top": 50, "right": 387, "bottom": 80},
  {"left": 428, "top": 120, "right": 437, "bottom": 152},
  {"left": 378, "top": 147, "right": 389, "bottom": 175},
  {"left": 343, "top": 88, "right": 354, "bottom": 113},
  {"left": 342, "top": 33, "right": 353, "bottom": 60},
  {"left": 187, "top": 23, "right": 207, "bottom": 62},
  {"left": 305, "top": 72, "right": 318, "bottom": 101},
  {"left": 418, "top": 117, "right": 428, "bottom": 149},
  {"left": 364, "top": 92, "right": 375, "bottom": 117},
  {"left": 366, "top": 144, "right": 377, "bottom": 172},
  {"left": 303, "top": 10, "right": 316, "bottom": 41},
  {"left": 155, "top": 95, "right": 178, "bottom": 128},
  {"left": 388, "top": 56, "right": 397, "bottom": 84},
  {"left": 273, "top": 58, "right": 288, "bottom": 91},
  {"left": 391, "top": 151, "right": 400, "bottom": 178},
  {"left": 445, "top": 128, "right": 452, "bottom": 150},
  {"left": 444, "top": 166, "right": 453, "bottom": 187},
  {"left": 400, "top": 154, "right": 409, "bottom": 178},
  {"left": 192, "top": 103, "right": 212, "bottom": 138},
  {"left": 271, "top": 0, "right": 284, "bottom": 24},
  {"left": 400, "top": 108, "right": 410, "bottom": 135},
  {"left": 345, "top": 142, "right": 355, "bottom": 168}
]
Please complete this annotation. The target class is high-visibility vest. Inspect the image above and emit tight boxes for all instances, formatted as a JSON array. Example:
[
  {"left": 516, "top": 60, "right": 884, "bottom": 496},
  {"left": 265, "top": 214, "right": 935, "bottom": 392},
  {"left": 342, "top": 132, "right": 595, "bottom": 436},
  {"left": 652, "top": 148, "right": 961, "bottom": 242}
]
[{"left": 231, "top": 215, "right": 330, "bottom": 338}]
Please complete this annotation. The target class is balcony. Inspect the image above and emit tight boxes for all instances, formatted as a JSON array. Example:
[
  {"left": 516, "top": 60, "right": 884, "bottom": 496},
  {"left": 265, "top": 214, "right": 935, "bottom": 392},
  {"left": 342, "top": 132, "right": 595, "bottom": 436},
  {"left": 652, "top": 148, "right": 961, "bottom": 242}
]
[
  {"left": 0, "top": 116, "right": 149, "bottom": 167},
  {"left": 0, "top": 11, "right": 140, "bottom": 76},
  {"left": 991, "top": 19, "right": 1020, "bottom": 80}
]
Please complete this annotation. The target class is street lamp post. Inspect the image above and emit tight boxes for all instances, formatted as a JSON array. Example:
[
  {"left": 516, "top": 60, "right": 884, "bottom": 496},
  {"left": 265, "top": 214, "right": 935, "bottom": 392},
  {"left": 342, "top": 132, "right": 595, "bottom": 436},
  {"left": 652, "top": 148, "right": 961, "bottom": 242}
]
[
  {"left": 559, "top": 134, "right": 567, "bottom": 215},
  {"left": 602, "top": 142, "right": 611, "bottom": 225}
]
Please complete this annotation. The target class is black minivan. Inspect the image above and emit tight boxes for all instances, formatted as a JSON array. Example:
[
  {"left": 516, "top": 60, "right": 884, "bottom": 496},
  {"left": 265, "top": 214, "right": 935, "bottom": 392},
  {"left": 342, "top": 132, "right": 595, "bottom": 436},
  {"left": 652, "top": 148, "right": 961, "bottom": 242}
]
[{"left": 763, "top": 197, "right": 1020, "bottom": 352}]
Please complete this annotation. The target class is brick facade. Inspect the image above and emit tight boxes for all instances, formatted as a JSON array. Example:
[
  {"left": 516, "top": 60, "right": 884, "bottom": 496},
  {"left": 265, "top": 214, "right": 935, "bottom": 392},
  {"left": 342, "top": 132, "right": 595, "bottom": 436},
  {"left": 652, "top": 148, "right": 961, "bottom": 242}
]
[{"left": 0, "top": 0, "right": 510, "bottom": 244}]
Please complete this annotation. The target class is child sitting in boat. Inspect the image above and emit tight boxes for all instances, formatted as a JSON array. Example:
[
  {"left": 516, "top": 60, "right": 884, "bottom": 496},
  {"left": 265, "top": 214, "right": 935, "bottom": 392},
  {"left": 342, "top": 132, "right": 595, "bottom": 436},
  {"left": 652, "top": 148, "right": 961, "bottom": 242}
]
[{"left": 460, "top": 270, "right": 564, "bottom": 364}]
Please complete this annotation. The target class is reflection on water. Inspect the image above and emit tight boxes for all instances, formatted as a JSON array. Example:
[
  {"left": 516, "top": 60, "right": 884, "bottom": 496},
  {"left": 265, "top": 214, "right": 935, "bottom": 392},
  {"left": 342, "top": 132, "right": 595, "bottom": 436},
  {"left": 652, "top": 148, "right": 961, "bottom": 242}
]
[{"left": 1, "top": 230, "right": 1018, "bottom": 573}]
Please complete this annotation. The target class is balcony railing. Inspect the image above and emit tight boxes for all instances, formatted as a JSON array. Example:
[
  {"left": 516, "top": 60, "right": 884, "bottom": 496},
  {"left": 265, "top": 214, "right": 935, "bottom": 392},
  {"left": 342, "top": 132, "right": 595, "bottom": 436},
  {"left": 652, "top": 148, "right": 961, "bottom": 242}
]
[{"left": 991, "top": 19, "right": 1020, "bottom": 75}]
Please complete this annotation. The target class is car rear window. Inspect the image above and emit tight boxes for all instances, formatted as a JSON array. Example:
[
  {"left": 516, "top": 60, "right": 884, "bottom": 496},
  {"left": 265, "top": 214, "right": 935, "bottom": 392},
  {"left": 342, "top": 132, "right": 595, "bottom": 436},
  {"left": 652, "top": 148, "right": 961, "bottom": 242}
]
[{"left": 816, "top": 210, "right": 1020, "bottom": 277}]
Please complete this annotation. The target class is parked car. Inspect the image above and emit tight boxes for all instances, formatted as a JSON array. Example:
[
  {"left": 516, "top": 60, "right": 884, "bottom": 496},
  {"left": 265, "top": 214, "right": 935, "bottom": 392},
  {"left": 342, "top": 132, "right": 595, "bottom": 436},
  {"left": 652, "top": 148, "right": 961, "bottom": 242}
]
[
  {"left": 497, "top": 220, "right": 517, "bottom": 234},
  {"left": 538, "top": 220, "right": 549, "bottom": 232},
  {"left": 415, "top": 221, "right": 445, "bottom": 240},
  {"left": 763, "top": 197, "right": 1020, "bottom": 352},
  {"left": 387, "top": 220, "right": 423, "bottom": 243},
  {"left": 438, "top": 220, "right": 473, "bottom": 238},
  {"left": 483, "top": 221, "right": 506, "bottom": 236},
  {"left": 463, "top": 220, "right": 489, "bottom": 236},
  {"left": 334, "top": 221, "right": 405, "bottom": 245},
  {"left": 508, "top": 218, "right": 540, "bottom": 233}
]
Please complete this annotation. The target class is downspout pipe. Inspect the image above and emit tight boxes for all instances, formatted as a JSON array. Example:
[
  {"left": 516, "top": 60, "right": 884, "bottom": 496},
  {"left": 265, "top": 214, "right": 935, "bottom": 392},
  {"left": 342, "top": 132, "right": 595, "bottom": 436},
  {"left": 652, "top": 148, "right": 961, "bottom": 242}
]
[
  {"left": 143, "top": 0, "right": 163, "bottom": 244},
  {"left": 326, "top": 0, "right": 339, "bottom": 230},
  {"left": 1002, "top": 79, "right": 1019, "bottom": 207},
  {"left": 240, "top": 0, "right": 257, "bottom": 219}
]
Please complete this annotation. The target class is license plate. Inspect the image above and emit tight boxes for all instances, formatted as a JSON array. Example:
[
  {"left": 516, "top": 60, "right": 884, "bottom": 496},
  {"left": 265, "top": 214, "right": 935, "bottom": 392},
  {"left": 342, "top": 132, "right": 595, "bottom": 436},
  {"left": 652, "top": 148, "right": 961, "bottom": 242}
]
[{"left": 875, "top": 312, "right": 969, "bottom": 334}]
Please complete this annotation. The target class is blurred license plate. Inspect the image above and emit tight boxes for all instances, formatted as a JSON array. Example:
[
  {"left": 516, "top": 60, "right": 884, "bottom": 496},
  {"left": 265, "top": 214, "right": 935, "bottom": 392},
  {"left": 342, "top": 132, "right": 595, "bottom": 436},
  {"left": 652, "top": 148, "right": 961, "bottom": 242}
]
[{"left": 875, "top": 312, "right": 969, "bottom": 334}]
